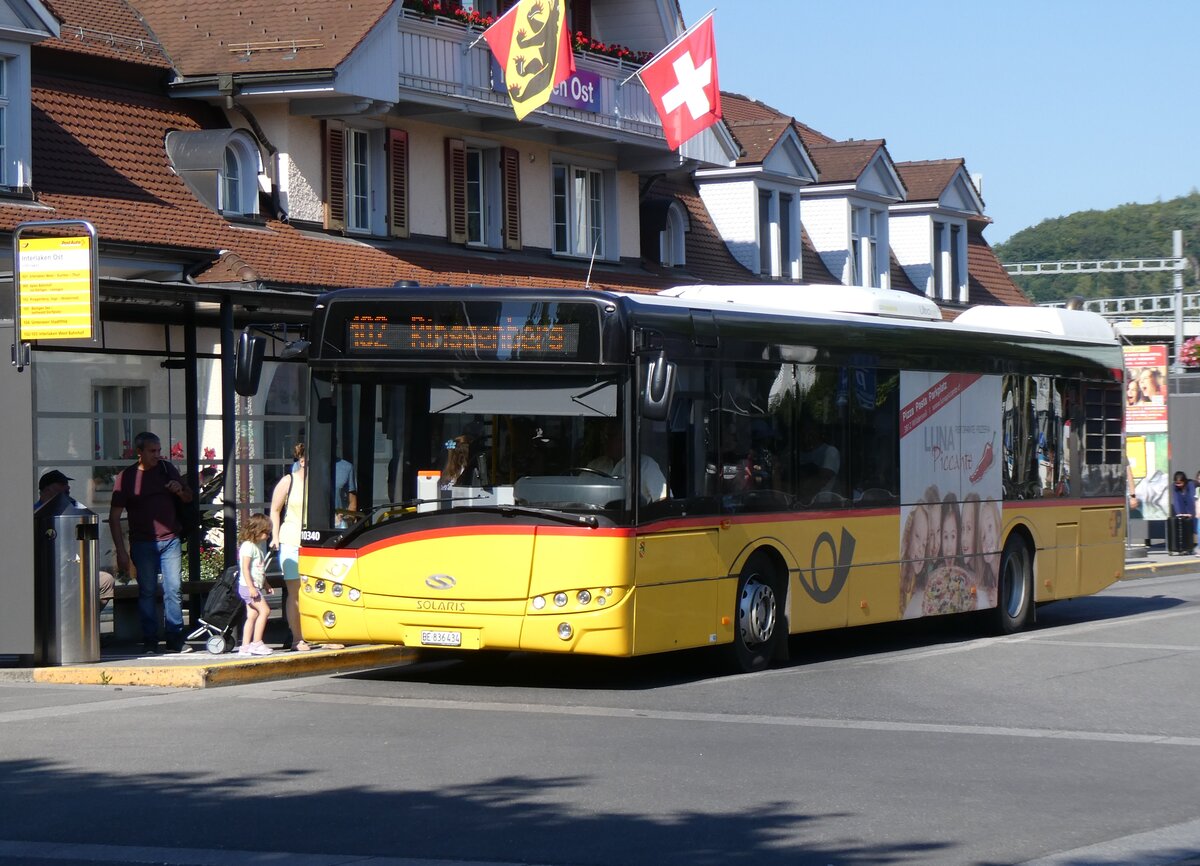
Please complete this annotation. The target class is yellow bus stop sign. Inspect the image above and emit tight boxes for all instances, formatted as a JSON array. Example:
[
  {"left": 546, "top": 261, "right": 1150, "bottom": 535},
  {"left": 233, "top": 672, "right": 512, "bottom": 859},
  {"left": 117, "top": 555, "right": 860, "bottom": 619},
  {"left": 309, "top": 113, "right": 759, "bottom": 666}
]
[{"left": 15, "top": 222, "right": 98, "bottom": 342}]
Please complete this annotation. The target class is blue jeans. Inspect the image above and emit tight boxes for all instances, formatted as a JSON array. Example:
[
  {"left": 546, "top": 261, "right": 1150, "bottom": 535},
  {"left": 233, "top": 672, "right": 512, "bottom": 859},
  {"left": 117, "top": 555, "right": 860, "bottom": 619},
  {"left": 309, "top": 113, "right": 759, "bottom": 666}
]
[{"left": 132, "top": 537, "right": 183, "bottom": 640}]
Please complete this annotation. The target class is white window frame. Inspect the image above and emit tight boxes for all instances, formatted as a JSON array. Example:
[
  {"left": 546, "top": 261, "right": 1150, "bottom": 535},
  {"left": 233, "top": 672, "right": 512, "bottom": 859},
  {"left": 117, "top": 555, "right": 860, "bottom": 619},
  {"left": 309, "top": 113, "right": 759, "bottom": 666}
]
[
  {"left": 92, "top": 382, "right": 149, "bottom": 465},
  {"left": 465, "top": 143, "right": 505, "bottom": 247},
  {"left": 933, "top": 219, "right": 968, "bottom": 301},
  {"left": 851, "top": 206, "right": 881, "bottom": 288},
  {"left": 0, "top": 57, "right": 7, "bottom": 187},
  {"left": 346, "top": 128, "right": 372, "bottom": 233},
  {"left": 552, "top": 161, "right": 608, "bottom": 258},
  {"left": 756, "top": 185, "right": 800, "bottom": 279},
  {"left": 660, "top": 200, "right": 688, "bottom": 267},
  {"left": 219, "top": 132, "right": 261, "bottom": 218}
]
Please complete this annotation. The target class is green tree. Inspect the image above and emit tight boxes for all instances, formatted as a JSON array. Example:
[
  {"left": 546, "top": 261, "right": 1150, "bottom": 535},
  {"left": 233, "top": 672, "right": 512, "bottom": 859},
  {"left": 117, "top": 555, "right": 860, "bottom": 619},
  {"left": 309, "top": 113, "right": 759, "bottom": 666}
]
[{"left": 994, "top": 192, "right": 1199, "bottom": 304}]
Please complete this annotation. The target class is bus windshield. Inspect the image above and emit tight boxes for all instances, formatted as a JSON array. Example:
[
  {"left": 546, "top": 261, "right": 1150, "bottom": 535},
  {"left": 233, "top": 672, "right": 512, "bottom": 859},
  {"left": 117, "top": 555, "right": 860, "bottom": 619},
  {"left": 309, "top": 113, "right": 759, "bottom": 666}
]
[{"left": 305, "top": 370, "right": 630, "bottom": 532}]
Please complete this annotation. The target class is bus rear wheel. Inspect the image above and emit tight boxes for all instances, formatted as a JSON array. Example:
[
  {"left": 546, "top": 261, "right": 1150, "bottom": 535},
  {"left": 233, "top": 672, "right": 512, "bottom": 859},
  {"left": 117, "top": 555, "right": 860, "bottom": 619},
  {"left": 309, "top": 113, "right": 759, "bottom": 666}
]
[
  {"left": 723, "top": 555, "right": 783, "bottom": 674},
  {"left": 990, "top": 534, "right": 1033, "bottom": 635}
]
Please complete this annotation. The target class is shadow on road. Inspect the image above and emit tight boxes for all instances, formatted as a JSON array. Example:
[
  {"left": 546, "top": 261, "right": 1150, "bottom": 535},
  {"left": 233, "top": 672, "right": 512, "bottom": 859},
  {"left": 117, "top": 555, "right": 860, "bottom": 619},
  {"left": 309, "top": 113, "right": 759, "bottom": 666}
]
[
  {"left": 0, "top": 758, "right": 955, "bottom": 865},
  {"left": 348, "top": 588, "right": 1189, "bottom": 692}
]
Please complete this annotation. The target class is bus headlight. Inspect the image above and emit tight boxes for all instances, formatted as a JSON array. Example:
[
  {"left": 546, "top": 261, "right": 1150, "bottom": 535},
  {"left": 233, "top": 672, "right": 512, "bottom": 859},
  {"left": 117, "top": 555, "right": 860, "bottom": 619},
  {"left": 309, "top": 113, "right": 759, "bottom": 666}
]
[
  {"left": 553, "top": 592, "right": 568, "bottom": 607},
  {"left": 532, "top": 596, "right": 546, "bottom": 610},
  {"left": 331, "top": 583, "right": 343, "bottom": 598},
  {"left": 322, "top": 611, "right": 336, "bottom": 628},
  {"left": 348, "top": 588, "right": 361, "bottom": 602},
  {"left": 315, "top": 580, "right": 327, "bottom": 594},
  {"left": 577, "top": 590, "right": 591, "bottom": 605},
  {"left": 557, "top": 622, "right": 573, "bottom": 640}
]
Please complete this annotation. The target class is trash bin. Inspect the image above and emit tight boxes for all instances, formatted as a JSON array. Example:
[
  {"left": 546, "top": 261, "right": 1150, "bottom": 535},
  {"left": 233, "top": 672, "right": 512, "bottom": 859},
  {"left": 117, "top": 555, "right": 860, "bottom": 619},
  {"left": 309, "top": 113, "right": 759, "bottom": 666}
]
[{"left": 33, "top": 492, "right": 100, "bottom": 665}]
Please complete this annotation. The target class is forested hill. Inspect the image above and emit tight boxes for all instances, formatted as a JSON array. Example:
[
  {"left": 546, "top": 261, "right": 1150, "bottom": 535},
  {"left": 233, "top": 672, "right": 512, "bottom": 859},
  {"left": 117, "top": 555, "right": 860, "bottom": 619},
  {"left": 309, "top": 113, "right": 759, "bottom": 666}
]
[{"left": 993, "top": 192, "right": 1199, "bottom": 304}]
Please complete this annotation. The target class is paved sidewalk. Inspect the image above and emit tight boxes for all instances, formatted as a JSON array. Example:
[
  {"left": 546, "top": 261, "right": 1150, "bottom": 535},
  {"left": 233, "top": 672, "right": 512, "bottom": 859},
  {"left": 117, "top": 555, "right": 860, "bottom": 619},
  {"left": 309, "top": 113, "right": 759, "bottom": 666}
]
[{"left": 1, "top": 544, "right": 1194, "bottom": 690}]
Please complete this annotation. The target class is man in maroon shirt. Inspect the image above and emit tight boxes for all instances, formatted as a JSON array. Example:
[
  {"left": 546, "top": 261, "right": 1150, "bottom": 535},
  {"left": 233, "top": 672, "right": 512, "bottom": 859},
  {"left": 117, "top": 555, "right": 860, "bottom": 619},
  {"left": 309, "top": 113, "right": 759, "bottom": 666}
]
[{"left": 107, "top": 432, "right": 194, "bottom": 654}]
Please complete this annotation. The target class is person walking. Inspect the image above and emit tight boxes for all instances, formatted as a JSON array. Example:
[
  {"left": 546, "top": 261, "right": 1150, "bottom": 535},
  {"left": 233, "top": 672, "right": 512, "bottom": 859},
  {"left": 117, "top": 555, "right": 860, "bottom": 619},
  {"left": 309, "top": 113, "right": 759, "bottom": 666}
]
[{"left": 107, "top": 432, "right": 194, "bottom": 654}]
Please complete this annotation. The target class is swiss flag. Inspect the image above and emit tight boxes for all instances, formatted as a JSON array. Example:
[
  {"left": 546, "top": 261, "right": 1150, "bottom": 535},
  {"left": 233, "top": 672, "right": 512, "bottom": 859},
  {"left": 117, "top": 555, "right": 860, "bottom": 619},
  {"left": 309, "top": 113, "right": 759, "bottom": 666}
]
[{"left": 638, "top": 14, "right": 721, "bottom": 151}]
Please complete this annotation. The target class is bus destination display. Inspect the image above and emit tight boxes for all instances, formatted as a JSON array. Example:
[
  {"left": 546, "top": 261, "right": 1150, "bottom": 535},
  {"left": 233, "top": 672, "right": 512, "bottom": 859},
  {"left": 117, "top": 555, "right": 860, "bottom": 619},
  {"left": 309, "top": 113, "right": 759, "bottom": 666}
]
[{"left": 347, "top": 314, "right": 583, "bottom": 360}]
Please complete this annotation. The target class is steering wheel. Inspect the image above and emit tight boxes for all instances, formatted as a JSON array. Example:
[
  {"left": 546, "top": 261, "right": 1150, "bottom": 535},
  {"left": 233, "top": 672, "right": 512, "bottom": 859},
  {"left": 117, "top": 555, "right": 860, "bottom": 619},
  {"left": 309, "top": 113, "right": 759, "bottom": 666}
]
[{"left": 569, "top": 466, "right": 613, "bottom": 478}]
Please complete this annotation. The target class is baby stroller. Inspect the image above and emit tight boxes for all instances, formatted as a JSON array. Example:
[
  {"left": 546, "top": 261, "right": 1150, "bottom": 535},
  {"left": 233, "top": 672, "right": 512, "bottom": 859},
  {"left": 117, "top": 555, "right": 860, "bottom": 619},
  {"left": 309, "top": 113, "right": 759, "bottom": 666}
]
[{"left": 187, "top": 564, "right": 245, "bottom": 654}]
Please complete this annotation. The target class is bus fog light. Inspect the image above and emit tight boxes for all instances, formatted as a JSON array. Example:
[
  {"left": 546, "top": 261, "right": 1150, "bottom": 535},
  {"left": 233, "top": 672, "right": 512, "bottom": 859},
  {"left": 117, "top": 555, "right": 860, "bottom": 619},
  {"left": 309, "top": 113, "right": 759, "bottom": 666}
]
[
  {"left": 597, "top": 596, "right": 606, "bottom": 606},
  {"left": 557, "top": 622, "right": 573, "bottom": 640},
  {"left": 322, "top": 611, "right": 337, "bottom": 628},
  {"left": 348, "top": 588, "right": 361, "bottom": 602},
  {"left": 331, "top": 584, "right": 344, "bottom": 598},
  {"left": 553, "top": 592, "right": 568, "bottom": 607},
  {"left": 577, "top": 590, "right": 591, "bottom": 605},
  {"left": 315, "top": 580, "right": 326, "bottom": 594},
  {"left": 604, "top": 587, "right": 612, "bottom": 596},
  {"left": 304, "top": 582, "right": 313, "bottom": 593},
  {"left": 532, "top": 596, "right": 546, "bottom": 610}
]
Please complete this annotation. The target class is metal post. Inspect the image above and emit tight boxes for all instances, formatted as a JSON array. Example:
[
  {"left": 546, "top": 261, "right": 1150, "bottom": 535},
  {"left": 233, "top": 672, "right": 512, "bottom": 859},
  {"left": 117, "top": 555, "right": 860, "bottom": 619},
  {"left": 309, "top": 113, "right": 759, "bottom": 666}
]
[
  {"left": 220, "top": 298, "right": 237, "bottom": 569},
  {"left": 1173, "top": 230, "right": 1184, "bottom": 372}
]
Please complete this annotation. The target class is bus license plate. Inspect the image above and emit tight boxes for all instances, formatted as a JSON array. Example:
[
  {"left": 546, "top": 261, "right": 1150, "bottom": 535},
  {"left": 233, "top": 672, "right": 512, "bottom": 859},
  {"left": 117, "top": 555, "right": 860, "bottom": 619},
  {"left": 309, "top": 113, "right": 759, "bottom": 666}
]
[{"left": 421, "top": 630, "right": 462, "bottom": 647}]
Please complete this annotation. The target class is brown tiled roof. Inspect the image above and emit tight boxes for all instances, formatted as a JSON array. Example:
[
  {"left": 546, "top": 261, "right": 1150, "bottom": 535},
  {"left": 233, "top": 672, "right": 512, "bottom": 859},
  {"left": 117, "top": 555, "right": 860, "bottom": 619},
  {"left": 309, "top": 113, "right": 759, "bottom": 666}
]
[
  {"left": 966, "top": 218, "right": 1031, "bottom": 307},
  {"left": 895, "top": 159, "right": 964, "bottom": 204},
  {"left": 802, "top": 227, "right": 838, "bottom": 285},
  {"left": 129, "top": 0, "right": 393, "bottom": 75},
  {"left": 720, "top": 92, "right": 834, "bottom": 163},
  {"left": 889, "top": 251, "right": 918, "bottom": 293},
  {"left": 42, "top": 0, "right": 171, "bottom": 68},
  {"left": 807, "top": 139, "right": 886, "bottom": 185},
  {"left": 12, "top": 71, "right": 231, "bottom": 250},
  {"left": 12, "top": 63, "right": 738, "bottom": 295}
]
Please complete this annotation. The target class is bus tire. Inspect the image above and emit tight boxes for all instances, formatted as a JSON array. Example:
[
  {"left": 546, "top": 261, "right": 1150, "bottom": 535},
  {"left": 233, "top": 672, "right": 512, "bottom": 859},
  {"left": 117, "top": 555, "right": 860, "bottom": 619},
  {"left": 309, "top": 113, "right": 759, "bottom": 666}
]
[
  {"left": 991, "top": 533, "right": 1033, "bottom": 635},
  {"left": 723, "top": 554, "right": 783, "bottom": 674}
]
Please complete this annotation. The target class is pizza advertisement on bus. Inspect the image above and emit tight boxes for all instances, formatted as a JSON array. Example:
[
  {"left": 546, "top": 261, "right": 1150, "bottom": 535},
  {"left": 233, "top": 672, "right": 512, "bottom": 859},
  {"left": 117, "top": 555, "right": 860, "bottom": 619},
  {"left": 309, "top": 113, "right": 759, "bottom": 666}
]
[{"left": 898, "top": 372, "right": 1003, "bottom": 619}]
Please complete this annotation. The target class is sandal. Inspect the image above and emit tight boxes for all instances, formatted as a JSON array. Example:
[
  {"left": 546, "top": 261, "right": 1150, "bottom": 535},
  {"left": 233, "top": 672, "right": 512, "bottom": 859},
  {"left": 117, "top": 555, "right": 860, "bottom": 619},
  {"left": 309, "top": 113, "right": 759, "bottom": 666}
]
[{"left": 292, "top": 641, "right": 312, "bottom": 652}]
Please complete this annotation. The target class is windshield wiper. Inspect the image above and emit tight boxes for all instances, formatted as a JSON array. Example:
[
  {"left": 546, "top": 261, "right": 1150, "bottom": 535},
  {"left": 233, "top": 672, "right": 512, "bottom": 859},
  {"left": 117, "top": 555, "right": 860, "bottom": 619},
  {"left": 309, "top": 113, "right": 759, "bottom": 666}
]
[
  {"left": 465, "top": 504, "right": 600, "bottom": 528},
  {"left": 331, "top": 496, "right": 600, "bottom": 547}
]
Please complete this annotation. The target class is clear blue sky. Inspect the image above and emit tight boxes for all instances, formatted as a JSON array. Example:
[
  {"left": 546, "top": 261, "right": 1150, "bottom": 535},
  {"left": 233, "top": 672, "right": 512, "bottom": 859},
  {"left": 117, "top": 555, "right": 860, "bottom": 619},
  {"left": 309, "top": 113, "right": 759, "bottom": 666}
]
[{"left": 678, "top": 0, "right": 1198, "bottom": 246}]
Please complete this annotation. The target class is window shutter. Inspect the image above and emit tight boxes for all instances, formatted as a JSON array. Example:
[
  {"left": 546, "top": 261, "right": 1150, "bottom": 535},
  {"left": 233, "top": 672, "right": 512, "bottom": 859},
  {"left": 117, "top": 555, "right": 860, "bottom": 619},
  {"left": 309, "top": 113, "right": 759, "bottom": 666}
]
[
  {"left": 445, "top": 137, "right": 467, "bottom": 245},
  {"left": 322, "top": 119, "right": 346, "bottom": 231},
  {"left": 570, "top": 0, "right": 591, "bottom": 39},
  {"left": 387, "top": 128, "right": 410, "bottom": 238},
  {"left": 501, "top": 146, "right": 521, "bottom": 251}
]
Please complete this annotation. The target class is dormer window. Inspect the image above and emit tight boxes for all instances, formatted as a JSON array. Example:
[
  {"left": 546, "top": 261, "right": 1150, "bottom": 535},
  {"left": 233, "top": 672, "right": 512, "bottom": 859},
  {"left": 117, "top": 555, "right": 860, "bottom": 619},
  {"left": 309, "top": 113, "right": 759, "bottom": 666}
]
[
  {"left": 933, "top": 220, "right": 967, "bottom": 302},
  {"left": 851, "top": 206, "right": 881, "bottom": 287},
  {"left": 166, "top": 128, "right": 264, "bottom": 221}
]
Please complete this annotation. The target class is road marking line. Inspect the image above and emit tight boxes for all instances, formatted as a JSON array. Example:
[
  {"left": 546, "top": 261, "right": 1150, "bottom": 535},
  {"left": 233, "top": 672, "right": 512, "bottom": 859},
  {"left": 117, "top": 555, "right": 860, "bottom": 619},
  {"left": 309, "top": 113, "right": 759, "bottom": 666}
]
[
  {"left": 249, "top": 690, "right": 1200, "bottom": 748},
  {"left": 1023, "top": 639, "right": 1199, "bottom": 652},
  {"left": 1016, "top": 815, "right": 1200, "bottom": 865}
]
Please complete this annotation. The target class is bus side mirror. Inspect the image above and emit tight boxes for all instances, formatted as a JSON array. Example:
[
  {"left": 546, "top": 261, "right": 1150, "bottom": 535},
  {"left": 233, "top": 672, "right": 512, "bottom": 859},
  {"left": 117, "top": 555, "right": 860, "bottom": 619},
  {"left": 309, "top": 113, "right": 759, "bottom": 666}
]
[
  {"left": 234, "top": 330, "right": 266, "bottom": 396},
  {"left": 642, "top": 351, "right": 676, "bottom": 421}
]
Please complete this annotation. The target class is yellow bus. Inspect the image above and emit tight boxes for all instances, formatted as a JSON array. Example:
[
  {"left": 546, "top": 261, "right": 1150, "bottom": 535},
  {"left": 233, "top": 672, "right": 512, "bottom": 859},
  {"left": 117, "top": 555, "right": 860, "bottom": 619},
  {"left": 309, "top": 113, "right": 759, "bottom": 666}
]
[{"left": 293, "top": 284, "right": 1126, "bottom": 672}]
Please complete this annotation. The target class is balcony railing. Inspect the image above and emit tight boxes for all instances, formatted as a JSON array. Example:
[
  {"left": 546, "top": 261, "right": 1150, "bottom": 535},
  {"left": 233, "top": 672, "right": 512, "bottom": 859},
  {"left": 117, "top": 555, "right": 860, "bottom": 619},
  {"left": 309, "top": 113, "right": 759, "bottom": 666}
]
[{"left": 397, "top": 9, "right": 663, "bottom": 140}]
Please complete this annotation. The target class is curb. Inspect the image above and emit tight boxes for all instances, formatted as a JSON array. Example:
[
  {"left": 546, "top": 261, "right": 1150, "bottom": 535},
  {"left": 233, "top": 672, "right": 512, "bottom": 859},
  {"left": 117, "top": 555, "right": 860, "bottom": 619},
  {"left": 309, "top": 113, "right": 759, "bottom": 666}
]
[
  {"left": 1123, "top": 558, "right": 1200, "bottom": 580},
  {"left": 21, "top": 646, "right": 417, "bottom": 689}
]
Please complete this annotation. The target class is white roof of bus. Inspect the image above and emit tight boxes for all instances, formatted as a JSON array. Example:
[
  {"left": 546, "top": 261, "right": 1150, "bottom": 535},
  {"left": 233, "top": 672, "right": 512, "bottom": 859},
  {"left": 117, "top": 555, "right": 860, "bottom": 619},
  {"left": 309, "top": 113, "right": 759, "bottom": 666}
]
[{"left": 615, "top": 285, "right": 1117, "bottom": 346}]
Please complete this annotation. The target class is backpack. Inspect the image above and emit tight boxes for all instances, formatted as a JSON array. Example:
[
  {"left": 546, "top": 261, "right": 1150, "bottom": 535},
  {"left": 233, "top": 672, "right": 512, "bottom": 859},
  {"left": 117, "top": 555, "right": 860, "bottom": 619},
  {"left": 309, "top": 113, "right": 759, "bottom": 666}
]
[{"left": 161, "top": 463, "right": 200, "bottom": 541}]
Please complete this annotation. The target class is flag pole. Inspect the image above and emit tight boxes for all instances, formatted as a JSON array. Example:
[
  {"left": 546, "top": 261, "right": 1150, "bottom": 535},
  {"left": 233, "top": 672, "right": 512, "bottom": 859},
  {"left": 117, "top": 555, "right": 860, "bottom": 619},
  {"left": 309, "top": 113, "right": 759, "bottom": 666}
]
[{"left": 619, "top": 8, "right": 715, "bottom": 86}]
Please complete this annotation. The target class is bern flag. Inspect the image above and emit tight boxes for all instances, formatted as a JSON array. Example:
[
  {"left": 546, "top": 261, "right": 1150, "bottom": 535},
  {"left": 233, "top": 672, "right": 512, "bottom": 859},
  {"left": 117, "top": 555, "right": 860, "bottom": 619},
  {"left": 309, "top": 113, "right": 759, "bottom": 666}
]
[
  {"left": 638, "top": 13, "right": 721, "bottom": 151},
  {"left": 483, "top": 0, "right": 575, "bottom": 121}
]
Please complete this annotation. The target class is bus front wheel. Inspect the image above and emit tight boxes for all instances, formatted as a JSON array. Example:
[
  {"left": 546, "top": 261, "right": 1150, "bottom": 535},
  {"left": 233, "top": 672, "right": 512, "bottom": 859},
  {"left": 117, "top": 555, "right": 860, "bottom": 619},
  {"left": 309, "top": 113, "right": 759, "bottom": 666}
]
[
  {"left": 724, "top": 555, "right": 783, "bottom": 674},
  {"left": 991, "top": 534, "right": 1034, "bottom": 635}
]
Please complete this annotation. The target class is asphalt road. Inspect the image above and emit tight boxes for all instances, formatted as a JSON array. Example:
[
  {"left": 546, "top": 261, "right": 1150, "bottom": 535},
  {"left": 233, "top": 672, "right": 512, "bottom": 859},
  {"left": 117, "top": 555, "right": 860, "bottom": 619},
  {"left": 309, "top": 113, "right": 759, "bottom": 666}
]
[{"left": 1, "top": 572, "right": 1198, "bottom": 866}]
